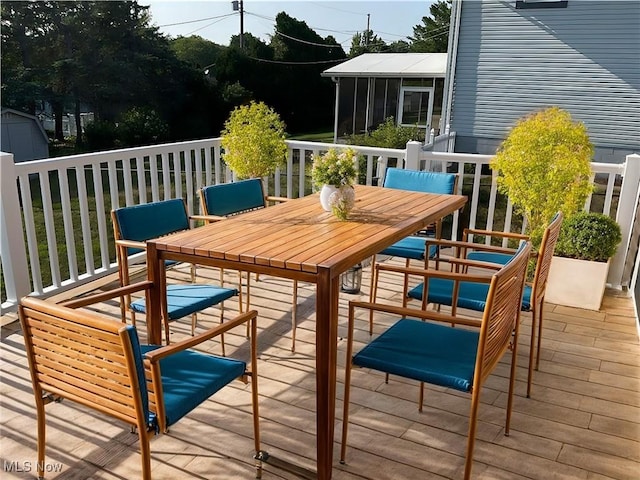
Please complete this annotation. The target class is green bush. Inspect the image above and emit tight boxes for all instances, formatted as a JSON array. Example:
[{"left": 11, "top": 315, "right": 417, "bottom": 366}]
[
  {"left": 220, "top": 101, "right": 287, "bottom": 179},
  {"left": 491, "top": 107, "right": 594, "bottom": 247},
  {"left": 117, "top": 107, "right": 169, "bottom": 147},
  {"left": 556, "top": 212, "right": 621, "bottom": 262},
  {"left": 84, "top": 120, "right": 118, "bottom": 151},
  {"left": 346, "top": 117, "right": 425, "bottom": 149}
]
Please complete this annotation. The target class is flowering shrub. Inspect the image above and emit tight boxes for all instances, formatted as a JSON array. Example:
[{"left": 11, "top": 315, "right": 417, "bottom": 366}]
[
  {"left": 311, "top": 148, "right": 357, "bottom": 188},
  {"left": 329, "top": 186, "right": 356, "bottom": 221}
]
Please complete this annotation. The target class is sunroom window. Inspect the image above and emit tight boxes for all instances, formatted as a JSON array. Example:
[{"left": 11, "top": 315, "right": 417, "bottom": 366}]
[{"left": 398, "top": 86, "right": 434, "bottom": 129}]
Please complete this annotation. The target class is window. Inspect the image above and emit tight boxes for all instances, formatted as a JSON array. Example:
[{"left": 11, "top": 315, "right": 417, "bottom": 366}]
[{"left": 398, "top": 87, "right": 434, "bottom": 129}]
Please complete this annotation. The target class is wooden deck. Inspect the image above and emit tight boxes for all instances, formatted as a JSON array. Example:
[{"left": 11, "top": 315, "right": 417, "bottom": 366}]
[{"left": 1, "top": 260, "right": 639, "bottom": 479}]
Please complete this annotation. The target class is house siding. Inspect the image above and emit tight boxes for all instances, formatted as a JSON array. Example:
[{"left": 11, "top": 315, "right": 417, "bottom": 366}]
[{"left": 450, "top": 0, "right": 640, "bottom": 162}]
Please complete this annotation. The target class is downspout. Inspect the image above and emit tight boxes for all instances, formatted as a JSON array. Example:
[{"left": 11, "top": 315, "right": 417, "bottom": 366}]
[
  {"left": 442, "top": 0, "right": 462, "bottom": 137},
  {"left": 332, "top": 77, "right": 340, "bottom": 143}
]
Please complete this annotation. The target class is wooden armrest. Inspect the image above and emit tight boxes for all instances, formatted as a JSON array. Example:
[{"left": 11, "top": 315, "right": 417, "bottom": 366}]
[
  {"left": 61, "top": 281, "right": 154, "bottom": 309},
  {"left": 349, "top": 301, "right": 482, "bottom": 328},
  {"left": 115, "top": 238, "right": 147, "bottom": 250},
  {"left": 143, "top": 310, "right": 258, "bottom": 361},
  {"left": 374, "top": 263, "right": 495, "bottom": 282},
  {"left": 425, "top": 238, "right": 519, "bottom": 256},
  {"left": 463, "top": 227, "right": 529, "bottom": 241},
  {"left": 190, "top": 214, "right": 226, "bottom": 223},
  {"left": 265, "top": 195, "right": 289, "bottom": 204}
]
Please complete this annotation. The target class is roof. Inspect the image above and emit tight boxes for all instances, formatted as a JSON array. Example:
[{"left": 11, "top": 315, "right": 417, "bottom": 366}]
[
  {"left": 322, "top": 53, "right": 448, "bottom": 78},
  {"left": 1, "top": 107, "right": 49, "bottom": 144}
]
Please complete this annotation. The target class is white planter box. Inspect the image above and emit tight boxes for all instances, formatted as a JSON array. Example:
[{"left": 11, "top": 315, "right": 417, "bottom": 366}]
[{"left": 545, "top": 256, "right": 610, "bottom": 311}]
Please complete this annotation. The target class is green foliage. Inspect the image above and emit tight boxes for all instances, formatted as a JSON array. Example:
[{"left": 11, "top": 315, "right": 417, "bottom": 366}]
[
  {"left": 409, "top": 0, "right": 451, "bottom": 53},
  {"left": 491, "top": 107, "right": 594, "bottom": 247},
  {"left": 556, "top": 212, "right": 621, "bottom": 262},
  {"left": 117, "top": 108, "right": 169, "bottom": 147},
  {"left": 346, "top": 117, "right": 425, "bottom": 149},
  {"left": 311, "top": 148, "right": 358, "bottom": 188},
  {"left": 220, "top": 101, "right": 288, "bottom": 179},
  {"left": 84, "top": 120, "right": 118, "bottom": 151}
]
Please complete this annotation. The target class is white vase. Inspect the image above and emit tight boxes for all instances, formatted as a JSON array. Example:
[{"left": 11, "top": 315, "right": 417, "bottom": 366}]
[{"left": 319, "top": 184, "right": 339, "bottom": 211}]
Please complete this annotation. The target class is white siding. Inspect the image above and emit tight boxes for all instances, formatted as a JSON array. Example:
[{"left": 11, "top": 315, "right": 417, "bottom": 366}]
[{"left": 451, "top": 0, "right": 640, "bottom": 156}]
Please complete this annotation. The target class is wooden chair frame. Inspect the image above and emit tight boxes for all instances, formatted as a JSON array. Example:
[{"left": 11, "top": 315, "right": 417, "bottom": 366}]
[
  {"left": 19, "top": 281, "right": 261, "bottom": 480},
  {"left": 341, "top": 242, "right": 531, "bottom": 479},
  {"left": 111, "top": 199, "right": 243, "bottom": 347},
  {"left": 368, "top": 171, "right": 460, "bottom": 334},
  {"left": 194, "top": 179, "right": 301, "bottom": 352}
]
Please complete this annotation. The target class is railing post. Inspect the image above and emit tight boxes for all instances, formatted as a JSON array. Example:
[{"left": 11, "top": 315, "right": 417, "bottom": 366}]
[
  {"left": 608, "top": 153, "right": 640, "bottom": 289},
  {"left": 1, "top": 152, "right": 31, "bottom": 312},
  {"left": 405, "top": 141, "right": 422, "bottom": 171}
]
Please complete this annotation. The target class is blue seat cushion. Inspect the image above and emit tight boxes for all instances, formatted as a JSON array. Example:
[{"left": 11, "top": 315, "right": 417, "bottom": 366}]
[
  {"left": 408, "top": 278, "right": 532, "bottom": 311},
  {"left": 140, "top": 345, "right": 246, "bottom": 427},
  {"left": 380, "top": 236, "right": 438, "bottom": 260},
  {"left": 353, "top": 319, "right": 479, "bottom": 392},
  {"left": 131, "top": 284, "right": 238, "bottom": 320}
]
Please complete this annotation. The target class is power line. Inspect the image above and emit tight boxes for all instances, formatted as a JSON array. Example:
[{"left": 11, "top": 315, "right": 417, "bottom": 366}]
[
  {"left": 245, "top": 55, "right": 344, "bottom": 66},
  {"left": 274, "top": 30, "right": 342, "bottom": 48},
  {"left": 158, "top": 13, "right": 235, "bottom": 28}
]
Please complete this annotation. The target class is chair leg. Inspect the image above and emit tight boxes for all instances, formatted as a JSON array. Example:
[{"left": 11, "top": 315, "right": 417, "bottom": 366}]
[
  {"left": 220, "top": 302, "right": 226, "bottom": 357},
  {"left": 463, "top": 387, "right": 483, "bottom": 480},
  {"left": 36, "top": 396, "right": 46, "bottom": 480},
  {"left": 138, "top": 427, "right": 153, "bottom": 480},
  {"left": 340, "top": 311, "right": 357, "bottom": 464},
  {"left": 418, "top": 382, "right": 425, "bottom": 412},
  {"left": 536, "top": 300, "right": 545, "bottom": 371},
  {"left": 402, "top": 258, "right": 411, "bottom": 311},
  {"left": 245, "top": 273, "right": 252, "bottom": 338},
  {"left": 527, "top": 308, "right": 538, "bottom": 398},
  {"left": 191, "top": 313, "right": 197, "bottom": 336},
  {"left": 368, "top": 256, "right": 378, "bottom": 335},
  {"left": 506, "top": 324, "right": 520, "bottom": 435},
  {"left": 291, "top": 280, "right": 298, "bottom": 352}
]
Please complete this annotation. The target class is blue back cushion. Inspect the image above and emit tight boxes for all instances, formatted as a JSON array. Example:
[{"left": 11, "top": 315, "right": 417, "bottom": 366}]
[
  {"left": 202, "top": 179, "right": 266, "bottom": 217},
  {"left": 114, "top": 199, "right": 189, "bottom": 242},
  {"left": 123, "top": 325, "right": 156, "bottom": 429},
  {"left": 383, "top": 168, "right": 456, "bottom": 195}
]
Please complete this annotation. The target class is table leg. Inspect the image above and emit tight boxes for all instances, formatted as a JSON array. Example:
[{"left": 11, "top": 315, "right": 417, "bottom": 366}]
[{"left": 315, "top": 271, "right": 340, "bottom": 480}]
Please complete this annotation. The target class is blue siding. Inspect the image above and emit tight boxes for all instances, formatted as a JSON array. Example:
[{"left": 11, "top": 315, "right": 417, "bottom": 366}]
[{"left": 450, "top": 0, "right": 640, "bottom": 161}]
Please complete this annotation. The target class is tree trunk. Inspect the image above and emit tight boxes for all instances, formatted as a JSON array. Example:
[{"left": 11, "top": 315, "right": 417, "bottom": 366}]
[
  {"left": 53, "top": 101, "right": 64, "bottom": 141},
  {"left": 74, "top": 94, "right": 83, "bottom": 147}
]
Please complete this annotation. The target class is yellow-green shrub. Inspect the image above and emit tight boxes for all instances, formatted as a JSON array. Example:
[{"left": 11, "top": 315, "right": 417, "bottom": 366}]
[
  {"left": 491, "top": 106, "right": 594, "bottom": 246},
  {"left": 220, "top": 101, "right": 287, "bottom": 179}
]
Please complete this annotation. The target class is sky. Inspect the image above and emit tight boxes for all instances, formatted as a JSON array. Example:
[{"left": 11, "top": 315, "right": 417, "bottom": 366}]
[{"left": 139, "top": 1, "right": 435, "bottom": 48}]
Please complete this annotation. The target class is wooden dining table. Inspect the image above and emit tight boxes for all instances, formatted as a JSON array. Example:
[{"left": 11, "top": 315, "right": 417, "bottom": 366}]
[{"left": 145, "top": 184, "right": 467, "bottom": 479}]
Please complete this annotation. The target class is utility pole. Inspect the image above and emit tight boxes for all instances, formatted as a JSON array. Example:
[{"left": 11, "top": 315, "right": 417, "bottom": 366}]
[
  {"left": 232, "top": 0, "right": 244, "bottom": 49},
  {"left": 366, "top": 13, "right": 370, "bottom": 46}
]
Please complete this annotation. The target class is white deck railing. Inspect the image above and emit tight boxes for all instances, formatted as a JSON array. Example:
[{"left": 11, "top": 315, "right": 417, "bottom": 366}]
[{"left": 2, "top": 139, "right": 639, "bottom": 313}]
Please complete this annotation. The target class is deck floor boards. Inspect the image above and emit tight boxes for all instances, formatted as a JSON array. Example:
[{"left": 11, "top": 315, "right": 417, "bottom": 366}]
[{"left": 1, "top": 259, "right": 639, "bottom": 479}]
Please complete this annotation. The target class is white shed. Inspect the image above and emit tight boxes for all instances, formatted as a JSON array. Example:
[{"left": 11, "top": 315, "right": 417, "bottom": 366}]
[{"left": 1, "top": 107, "right": 50, "bottom": 162}]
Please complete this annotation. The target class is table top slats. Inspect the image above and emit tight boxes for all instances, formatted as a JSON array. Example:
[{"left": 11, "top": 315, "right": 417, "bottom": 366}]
[{"left": 150, "top": 185, "right": 467, "bottom": 279}]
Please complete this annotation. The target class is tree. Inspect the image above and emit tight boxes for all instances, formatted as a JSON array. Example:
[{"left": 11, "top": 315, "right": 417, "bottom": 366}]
[
  {"left": 349, "top": 30, "right": 388, "bottom": 57},
  {"left": 409, "top": 0, "right": 451, "bottom": 53}
]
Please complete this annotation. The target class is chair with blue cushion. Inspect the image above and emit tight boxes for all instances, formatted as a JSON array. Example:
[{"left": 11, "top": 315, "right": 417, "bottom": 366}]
[
  {"left": 19, "top": 281, "right": 261, "bottom": 480},
  {"left": 405, "top": 212, "right": 563, "bottom": 397},
  {"left": 368, "top": 168, "right": 458, "bottom": 334},
  {"left": 112, "top": 198, "right": 240, "bottom": 347},
  {"left": 194, "top": 179, "right": 301, "bottom": 352},
  {"left": 341, "top": 241, "right": 531, "bottom": 480}
]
